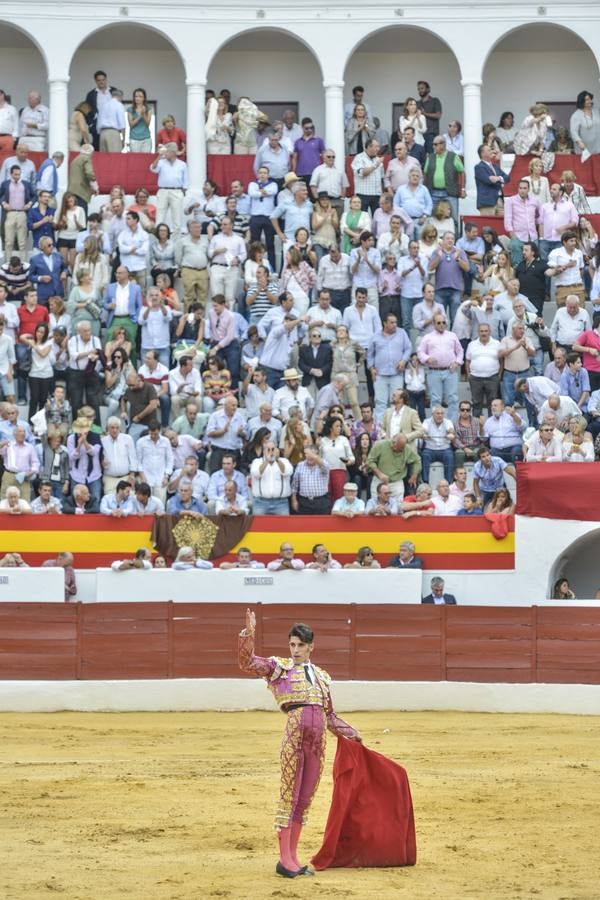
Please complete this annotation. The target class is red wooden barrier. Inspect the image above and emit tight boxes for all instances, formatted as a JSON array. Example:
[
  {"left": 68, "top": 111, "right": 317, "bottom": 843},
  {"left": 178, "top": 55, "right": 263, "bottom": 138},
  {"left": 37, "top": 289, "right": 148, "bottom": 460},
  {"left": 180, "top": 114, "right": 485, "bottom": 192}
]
[{"left": 0, "top": 602, "right": 599, "bottom": 684}]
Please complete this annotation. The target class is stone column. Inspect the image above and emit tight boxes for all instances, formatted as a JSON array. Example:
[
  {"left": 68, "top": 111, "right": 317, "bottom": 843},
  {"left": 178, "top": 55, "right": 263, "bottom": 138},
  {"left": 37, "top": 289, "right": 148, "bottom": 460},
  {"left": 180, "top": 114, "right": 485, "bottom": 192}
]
[
  {"left": 324, "top": 81, "right": 346, "bottom": 174},
  {"left": 47, "top": 77, "right": 70, "bottom": 190},
  {"left": 461, "top": 80, "right": 483, "bottom": 212},
  {"left": 186, "top": 81, "right": 206, "bottom": 193}
]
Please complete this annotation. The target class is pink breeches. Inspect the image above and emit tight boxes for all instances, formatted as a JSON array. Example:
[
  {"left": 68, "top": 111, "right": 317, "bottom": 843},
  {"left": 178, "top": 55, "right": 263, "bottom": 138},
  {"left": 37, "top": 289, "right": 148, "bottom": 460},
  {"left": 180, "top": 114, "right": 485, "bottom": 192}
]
[{"left": 274, "top": 705, "right": 326, "bottom": 830}]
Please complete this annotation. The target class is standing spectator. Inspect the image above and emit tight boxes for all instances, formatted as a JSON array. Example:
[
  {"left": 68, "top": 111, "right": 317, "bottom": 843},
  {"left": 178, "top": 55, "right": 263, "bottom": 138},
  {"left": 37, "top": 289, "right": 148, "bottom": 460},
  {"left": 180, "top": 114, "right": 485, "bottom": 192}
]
[
  {"left": 208, "top": 216, "right": 247, "bottom": 308},
  {"left": 310, "top": 149, "right": 349, "bottom": 222},
  {"left": 367, "top": 313, "right": 412, "bottom": 418},
  {"left": 102, "top": 265, "right": 143, "bottom": 354},
  {"left": 472, "top": 447, "right": 516, "bottom": 507},
  {"left": 351, "top": 139, "right": 384, "bottom": 215},
  {"left": 16, "top": 287, "right": 49, "bottom": 404},
  {"left": 0, "top": 318, "right": 16, "bottom": 404},
  {"left": 417, "top": 310, "right": 464, "bottom": 421},
  {"left": 416, "top": 80, "right": 442, "bottom": 153},
  {"left": 545, "top": 230, "right": 585, "bottom": 308},
  {"left": 569, "top": 90, "right": 600, "bottom": 157},
  {"left": 248, "top": 167, "right": 278, "bottom": 271},
  {"left": 137, "top": 421, "right": 173, "bottom": 504},
  {"left": 101, "top": 417, "right": 138, "bottom": 494},
  {"left": 345, "top": 103, "right": 376, "bottom": 156},
  {"left": 515, "top": 242, "right": 547, "bottom": 315},
  {"left": 465, "top": 323, "right": 502, "bottom": 416},
  {"left": 474, "top": 144, "right": 509, "bottom": 215},
  {"left": 205, "top": 395, "right": 246, "bottom": 472},
  {"left": 207, "top": 295, "right": 241, "bottom": 383},
  {"left": 412, "top": 283, "right": 444, "bottom": 341},
  {"left": 67, "top": 145, "right": 99, "bottom": 215},
  {"left": 421, "top": 406, "right": 456, "bottom": 483},
  {"left": 398, "top": 240, "right": 428, "bottom": 333},
  {"left": 250, "top": 439, "right": 293, "bottom": 515},
  {"left": 429, "top": 231, "right": 470, "bottom": 322},
  {"left": 27, "top": 190, "right": 55, "bottom": 250},
  {"left": 253, "top": 130, "right": 290, "bottom": 185},
  {"left": 23, "top": 322, "right": 54, "bottom": 419},
  {"left": 292, "top": 118, "right": 325, "bottom": 186},
  {"left": 0, "top": 89, "right": 18, "bottom": 150},
  {"left": 350, "top": 231, "right": 381, "bottom": 311},
  {"left": 117, "top": 211, "right": 149, "bottom": 289},
  {"left": 156, "top": 115, "right": 186, "bottom": 155},
  {"left": 54, "top": 193, "right": 86, "bottom": 272},
  {"left": 127, "top": 88, "right": 153, "bottom": 152},
  {"left": 271, "top": 182, "right": 313, "bottom": 247},
  {"left": 384, "top": 141, "right": 421, "bottom": 193},
  {"left": 120, "top": 371, "right": 160, "bottom": 442},
  {"left": 0, "top": 143, "right": 36, "bottom": 186},
  {"left": 317, "top": 245, "right": 352, "bottom": 314},
  {"left": 290, "top": 445, "right": 331, "bottom": 515},
  {"left": 67, "top": 322, "right": 104, "bottom": 425},
  {"left": 97, "top": 88, "right": 125, "bottom": 152},
  {"left": 138, "top": 286, "right": 172, "bottom": 368},
  {"left": 422, "top": 135, "right": 465, "bottom": 223},
  {"left": 35, "top": 152, "right": 65, "bottom": 202},
  {"left": 150, "top": 143, "right": 188, "bottom": 235},
  {"left": 367, "top": 432, "right": 421, "bottom": 502},
  {"left": 538, "top": 183, "right": 578, "bottom": 262},
  {"left": 0, "top": 165, "right": 33, "bottom": 261},
  {"left": 550, "top": 294, "right": 591, "bottom": 353},
  {"left": 175, "top": 220, "right": 209, "bottom": 310},
  {"left": 573, "top": 312, "right": 600, "bottom": 392}
]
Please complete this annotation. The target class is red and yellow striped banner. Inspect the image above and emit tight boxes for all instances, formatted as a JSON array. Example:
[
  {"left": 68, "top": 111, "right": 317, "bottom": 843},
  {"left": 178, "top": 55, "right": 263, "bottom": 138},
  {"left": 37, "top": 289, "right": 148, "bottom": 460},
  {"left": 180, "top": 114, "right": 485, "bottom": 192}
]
[{"left": 0, "top": 515, "right": 514, "bottom": 570}]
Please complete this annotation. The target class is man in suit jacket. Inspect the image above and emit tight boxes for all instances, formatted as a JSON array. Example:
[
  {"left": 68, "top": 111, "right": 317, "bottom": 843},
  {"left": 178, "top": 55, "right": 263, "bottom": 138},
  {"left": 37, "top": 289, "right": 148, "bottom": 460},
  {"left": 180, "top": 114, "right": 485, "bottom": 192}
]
[
  {"left": 298, "top": 328, "right": 333, "bottom": 391},
  {"left": 387, "top": 539, "right": 423, "bottom": 569},
  {"left": 28, "top": 237, "right": 68, "bottom": 303},
  {"left": 422, "top": 576, "right": 457, "bottom": 605},
  {"left": 0, "top": 165, "right": 34, "bottom": 260},
  {"left": 102, "top": 265, "right": 143, "bottom": 350},
  {"left": 63, "top": 484, "right": 100, "bottom": 514},
  {"left": 382, "top": 389, "right": 424, "bottom": 451},
  {"left": 67, "top": 146, "right": 99, "bottom": 214},
  {"left": 474, "top": 144, "right": 509, "bottom": 215}
]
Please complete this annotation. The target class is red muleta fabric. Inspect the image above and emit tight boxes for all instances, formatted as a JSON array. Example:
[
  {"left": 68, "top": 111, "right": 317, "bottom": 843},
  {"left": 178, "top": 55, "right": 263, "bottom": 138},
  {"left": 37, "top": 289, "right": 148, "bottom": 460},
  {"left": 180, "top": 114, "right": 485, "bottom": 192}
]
[{"left": 311, "top": 737, "right": 416, "bottom": 870}]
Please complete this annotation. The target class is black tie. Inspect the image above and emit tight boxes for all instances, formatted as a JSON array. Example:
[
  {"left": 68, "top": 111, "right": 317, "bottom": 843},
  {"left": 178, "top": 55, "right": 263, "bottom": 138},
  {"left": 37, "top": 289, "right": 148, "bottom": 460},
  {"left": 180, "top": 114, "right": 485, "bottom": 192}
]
[{"left": 304, "top": 664, "right": 313, "bottom": 685}]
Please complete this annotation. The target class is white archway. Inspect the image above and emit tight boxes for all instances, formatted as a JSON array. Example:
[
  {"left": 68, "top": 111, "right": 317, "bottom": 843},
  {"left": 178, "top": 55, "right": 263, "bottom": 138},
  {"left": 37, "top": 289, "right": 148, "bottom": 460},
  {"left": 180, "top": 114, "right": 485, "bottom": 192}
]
[
  {"left": 548, "top": 529, "right": 600, "bottom": 600},
  {"left": 482, "top": 23, "right": 600, "bottom": 132},
  {"left": 68, "top": 23, "right": 187, "bottom": 133},
  {"left": 0, "top": 22, "right": 49, "bottom": 110},
  {"left": 206, "top": 28, "right": 325, "bottom": 134},
  {"left": 343, "top": 26, "right": 463, "bottom": 138}
]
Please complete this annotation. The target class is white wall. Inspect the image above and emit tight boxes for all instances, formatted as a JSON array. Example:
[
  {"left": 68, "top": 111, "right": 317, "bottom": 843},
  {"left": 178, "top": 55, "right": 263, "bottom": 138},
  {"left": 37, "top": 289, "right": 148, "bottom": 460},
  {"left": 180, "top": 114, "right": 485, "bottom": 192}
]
[
  {"left": 482, "top": 50, "right": 599, "bottom": 129},
  {"left": 0, "top": 49, "right": 47, "bottom": 111},
  {"left": 207, "top": 50, "right": 326, "bottom": 134}
]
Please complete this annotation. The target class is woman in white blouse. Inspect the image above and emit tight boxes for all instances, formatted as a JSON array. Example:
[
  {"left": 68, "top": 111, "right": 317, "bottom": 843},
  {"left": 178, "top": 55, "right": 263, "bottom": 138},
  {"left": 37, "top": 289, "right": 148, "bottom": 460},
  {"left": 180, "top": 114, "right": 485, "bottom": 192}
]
[
  {"left": 399, "top": 98, "right": 427, "bottom": 145},
  {"left": 318, "top": 415, "right": 355, "bottom": 502},
  {"left": 523, "top": 158, "right": 551, "bottom": 207}
]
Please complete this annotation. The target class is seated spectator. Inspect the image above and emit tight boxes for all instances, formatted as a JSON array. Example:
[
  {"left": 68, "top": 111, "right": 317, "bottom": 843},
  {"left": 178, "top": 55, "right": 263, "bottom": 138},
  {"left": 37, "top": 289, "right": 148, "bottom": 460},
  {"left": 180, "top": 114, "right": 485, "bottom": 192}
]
[
  {"left": 219, "top": 547, "right": 265, "bottom": 570},
  {"left": 365, "top": 482, "right": 399, "bottom": 516},
  {"left": 170, "top": 400, "right": 208, "bottom": 441},
  {"left": 472, "top": 447, "right": 516, "bottom": 507},
  {"left": 422, "top": 576, "right": 457, "bottom": 605},
  {"left": 552, "top": 577, "right": 576, "bottom": 600},
  {"left": 483, "top": 399, "right": 525, "bottom": 463},
  {"left": 453, "top": 400, "right": 484, "bottom": 468},
  {"left": 167, "top": 481, "right": 208, "bottom": 516},
  {"left": 0, "top": 485, "right": 31, "bottom": 514},
  {"left": 63, "top": 483, "right": 98, "bottom": 514},
  {"left": 421, "top": 406, "right": 456, "bottom": 484},
  {"left": 331, "top": 482, "right": 366, "bottom": 518},
  {"left": 387, "top": 539, "right": 423, "bottom": 569},
  {"left": 344, "top": 546, "right": 381, "bottom": 569},
  {"left": 169, "top": 356, "right": 203, "bottom": 420},
  {"left": 31, "top": 480, "right": 63, "bottom": 514},
  {"left": 130, "top": 481, "right": 165, "bottom": 516},
  {"left": 0, "top": 552, "right": 29, "bottom": 567},
  {"left": 400, "top": 483, "right": 435, "bottom": 520},
  {"left": 168, "top": 454, "right": 209, "bottom": 503},
  {"left": 457, "top": 492, "right": 483, "bottom": 516},
  {"left": 215, "top": 480, "right": 249, "bottom": 516},
  {"left": 485, "top": 487, "right": 515, "bottom": 516},
  {"left": 41, "top": 552, "right": 76, "bottom": 601},
  {"left": 111, "top": 549, "right": 153, "bottom": 571},
  {"left": 306, "top": 543, "right": 342, "bottom": 571},
  {"left": 207, "top": 453, "right": 248, "bottom": 504},
  {"left": 431, "top": 479, "right": 462, "bottom": 516},
  {"left": 100, "top": 479, "right": 135, "bottom": 517},
  {"left": 267, "top": 542, "right": 305, "bottom": 571},
  {"left": 172, "top": 546, "right": 213, "bottom": 570},
  {"left": 562, "top": 428, "right": 594, "bottom": 462}
]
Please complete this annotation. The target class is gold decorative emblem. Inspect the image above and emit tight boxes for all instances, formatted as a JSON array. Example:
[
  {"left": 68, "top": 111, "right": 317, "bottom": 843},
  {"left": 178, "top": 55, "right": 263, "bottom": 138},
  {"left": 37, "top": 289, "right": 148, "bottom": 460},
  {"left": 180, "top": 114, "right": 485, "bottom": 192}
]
[{"left": 172, "top": 515, "right": 218, "bottom": 559}]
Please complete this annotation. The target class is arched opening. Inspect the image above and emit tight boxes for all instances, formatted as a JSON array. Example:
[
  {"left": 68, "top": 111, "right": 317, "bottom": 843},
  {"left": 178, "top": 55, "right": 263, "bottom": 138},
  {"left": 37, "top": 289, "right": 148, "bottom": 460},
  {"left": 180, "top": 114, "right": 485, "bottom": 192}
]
[
  {"left": 343, "top": 27, "right": 463, "bottom": 145},
  {"left": 548, "top": 529, "right": 600, "bottom": 599},
  {"left": 482, "top": 24, "right": 600, "bottom": 137},
  {"left": 69, "top": 23, "right": 186, "bottom": 151},
  {"left": 207, "top": 29, "right": 325, "bottom": 135},
  {"left": 0, "top": 22, "right": 48, "bottom": 145}
]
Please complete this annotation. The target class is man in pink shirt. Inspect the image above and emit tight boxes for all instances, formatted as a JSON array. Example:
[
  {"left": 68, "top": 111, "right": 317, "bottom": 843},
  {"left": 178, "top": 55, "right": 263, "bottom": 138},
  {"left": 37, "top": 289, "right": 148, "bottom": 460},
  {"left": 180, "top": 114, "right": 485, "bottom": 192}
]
[
  {"left": 573, "top": 311, "right": 600, "bottom": 392},
  {"left": 504, "top": 179, "right": 539, "bottom": 266},
  {"left": 208, "top": 293, "right": 240, "bottom": 381},
  {"left": 538, "top": 183, "right": 577, "bottom": 262},
  {"left": 417, "top": 311, "right": 464, "bottom": 420}
]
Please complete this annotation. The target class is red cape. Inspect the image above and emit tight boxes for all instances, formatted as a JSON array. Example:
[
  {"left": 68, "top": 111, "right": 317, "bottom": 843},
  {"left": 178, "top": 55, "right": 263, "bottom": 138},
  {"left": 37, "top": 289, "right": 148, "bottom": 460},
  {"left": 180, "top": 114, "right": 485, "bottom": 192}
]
[{"left": 311, "top": 738, "right": 417, "bottom": 870}]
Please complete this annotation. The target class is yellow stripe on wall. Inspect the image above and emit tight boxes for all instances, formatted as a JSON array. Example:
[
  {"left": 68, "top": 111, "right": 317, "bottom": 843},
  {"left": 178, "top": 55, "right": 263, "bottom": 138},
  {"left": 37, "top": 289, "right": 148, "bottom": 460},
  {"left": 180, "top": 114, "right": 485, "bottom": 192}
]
[
  {"left": 2, "top": 531, "right": 154, "bottom": 553},
  {"left": 233, "top": 531, "right": 514, "bottom": 555}
]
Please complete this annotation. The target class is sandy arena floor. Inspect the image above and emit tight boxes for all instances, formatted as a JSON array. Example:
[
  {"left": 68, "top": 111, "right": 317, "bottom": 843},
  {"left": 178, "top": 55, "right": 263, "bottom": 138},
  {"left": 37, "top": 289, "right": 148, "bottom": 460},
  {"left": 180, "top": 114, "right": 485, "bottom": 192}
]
[{"left": 0, "top": 710, "right": 598, "bottom": 900}]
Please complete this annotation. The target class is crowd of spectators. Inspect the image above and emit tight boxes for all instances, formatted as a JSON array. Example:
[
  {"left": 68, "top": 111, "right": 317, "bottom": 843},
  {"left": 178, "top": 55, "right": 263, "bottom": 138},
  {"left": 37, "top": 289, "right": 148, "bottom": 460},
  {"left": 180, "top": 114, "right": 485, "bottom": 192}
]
[{"left": 1, "top": 77, "right": 600, "bottom": 575}]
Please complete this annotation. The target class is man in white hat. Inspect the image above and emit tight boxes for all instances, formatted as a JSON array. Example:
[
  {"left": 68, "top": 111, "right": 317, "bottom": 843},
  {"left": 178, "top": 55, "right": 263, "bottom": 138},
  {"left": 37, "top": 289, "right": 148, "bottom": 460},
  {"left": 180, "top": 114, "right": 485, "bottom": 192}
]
[
  {"left": 331, "top": 483, "right": 366, "bottom": 518},
  {"left": 273, "top": 367, "right": 314, "bottom": 422}
]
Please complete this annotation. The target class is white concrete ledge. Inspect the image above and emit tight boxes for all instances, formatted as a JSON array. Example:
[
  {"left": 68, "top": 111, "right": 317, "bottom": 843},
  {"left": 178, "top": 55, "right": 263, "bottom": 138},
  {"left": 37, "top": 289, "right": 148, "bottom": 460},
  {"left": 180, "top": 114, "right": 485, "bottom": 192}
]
[{"left": 1, "top": 679, "right": 599, "bottom": 715}]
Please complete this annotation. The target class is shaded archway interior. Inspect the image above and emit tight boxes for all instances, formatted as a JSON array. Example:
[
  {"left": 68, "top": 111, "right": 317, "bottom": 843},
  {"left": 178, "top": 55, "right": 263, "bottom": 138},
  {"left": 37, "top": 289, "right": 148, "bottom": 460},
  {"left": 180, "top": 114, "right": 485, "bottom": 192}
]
[
  {"left": 548, "top": 529, "right": 600, "bottom": 600},
  {"left": 482, "top": 23, "right": 600, "bottom": 132},
  {"left": 69, "top": 24, "right": 187, "bottom": 132},
  {"left": 0, "top": 23, "right": 48, "bottom": 110},
  {"left": 343, "top": 26, "right": 463, "bottom": 135},
  {"left": 207, "top": 30, "right": 326, "bottom": 134}
]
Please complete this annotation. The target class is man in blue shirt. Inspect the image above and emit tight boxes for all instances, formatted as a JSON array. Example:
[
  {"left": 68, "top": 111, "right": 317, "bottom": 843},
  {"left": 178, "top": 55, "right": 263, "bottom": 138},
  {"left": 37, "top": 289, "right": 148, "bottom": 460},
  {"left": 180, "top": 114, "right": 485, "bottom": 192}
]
[
  {"left": 558, "top": 353, "right": 590, "bottom": 412},
  {"left": 367, "top": 313, "right": 412, "bottom": 418},
  {"left": 166, "top": 481, "right": 208, "bottom": 516},
  {"left": 456, "top": 492, "right": 483, "bottom": 516}
]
